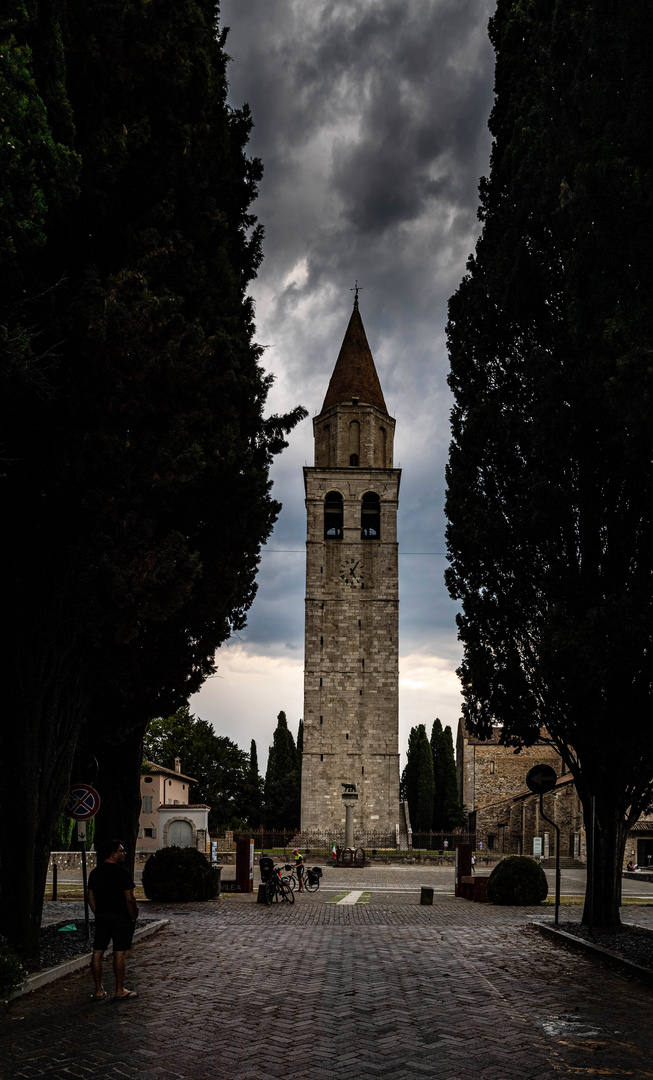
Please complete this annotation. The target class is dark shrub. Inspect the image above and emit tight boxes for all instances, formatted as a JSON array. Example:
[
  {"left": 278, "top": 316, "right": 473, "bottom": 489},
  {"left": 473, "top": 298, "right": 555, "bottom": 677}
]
[
  {"left": 487, "top": 855, "right": 548, "bottom": 905},
  {"left": 0, "top": 938, "right": 26, "bottom": 1000},
  {"left": 142, "top": 846, "right": 218, "bottom": 902}
]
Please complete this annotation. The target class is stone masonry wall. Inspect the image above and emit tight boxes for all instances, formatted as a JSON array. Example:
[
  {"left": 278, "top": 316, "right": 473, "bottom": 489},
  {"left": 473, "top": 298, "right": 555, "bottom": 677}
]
[{"left": 302, "top": 406, "right": 401, "bottom": 835}]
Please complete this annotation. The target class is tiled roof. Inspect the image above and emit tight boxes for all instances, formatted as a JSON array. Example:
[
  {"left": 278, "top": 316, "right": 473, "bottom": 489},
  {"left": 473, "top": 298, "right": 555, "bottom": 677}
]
[
  {"left": 630, "top": 819, "right": 653, "bottom": 833},
  {"left": 320, "top": 303, "right": 387, "bottom": 414},
  {"left": 157, "top": 804, "right": 210, "bottom": 810},
  {"left": 142, "top": 759, "right": 196, "bottom": 784}
]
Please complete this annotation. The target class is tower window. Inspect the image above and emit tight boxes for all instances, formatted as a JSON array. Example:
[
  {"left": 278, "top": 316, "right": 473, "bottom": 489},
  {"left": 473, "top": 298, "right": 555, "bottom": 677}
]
[
  {"left": 324, "top": 491, "right": 343, "bottom": 539},
  {"left": 320, "top": 716, "right": 323, "bottom": 724},
  {"left": 346, "top": 733, "right": 349, "bottom": 740},
  {"left": 321, "top": 754, "right": 324, "bottom": 761},
  {"left": 349, "top": 420, "right": 360, "bottom": 464},
  {"left": 361, "top": 492, "right": 380, "bottom": 539}
]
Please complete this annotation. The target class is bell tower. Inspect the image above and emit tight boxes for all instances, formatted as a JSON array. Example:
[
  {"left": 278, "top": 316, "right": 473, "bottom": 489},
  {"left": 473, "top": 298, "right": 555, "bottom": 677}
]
[{"left": 301, "top": 295, "right": 401, "bottom": 837}]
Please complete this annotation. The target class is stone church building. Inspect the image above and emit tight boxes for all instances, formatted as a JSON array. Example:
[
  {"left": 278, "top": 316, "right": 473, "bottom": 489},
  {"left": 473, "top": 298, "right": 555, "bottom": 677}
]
[
  {"left": 457, "top": 719, "right": 585, "bottom": 859},
  {"left": 300, "top": 296, "right": 402, "bottom": 842}
]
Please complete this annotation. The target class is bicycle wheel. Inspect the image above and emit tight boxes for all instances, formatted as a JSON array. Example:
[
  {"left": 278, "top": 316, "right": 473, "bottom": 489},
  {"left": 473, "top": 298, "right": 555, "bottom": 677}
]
[
  {"left": 280, "top": 880, "right": 295, "bottom": 904},
  {"left": 288, "top": 873, "right": 296, "bottom": 891},
  {"left": 265, "top": 879, "right": 274, "bottom": 906},
  {"left": 304, "top": 877, "right": 319, "bottom": 893}
]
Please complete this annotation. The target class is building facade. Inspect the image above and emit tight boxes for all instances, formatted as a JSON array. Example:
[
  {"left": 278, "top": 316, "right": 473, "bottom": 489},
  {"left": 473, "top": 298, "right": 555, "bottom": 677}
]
[
  {"left": 138, "top": 757, "right": 209, "bottom": 852},
  {"left": 457, "top": 720, "right": 583, "bottom": 858},
  {"left": 300, "top": 298, "right": 401, "bottom": 837}
]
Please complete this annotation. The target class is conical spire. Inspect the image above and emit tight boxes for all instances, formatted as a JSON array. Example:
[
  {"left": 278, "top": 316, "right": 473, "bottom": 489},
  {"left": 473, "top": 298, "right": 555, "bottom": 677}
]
[{"left": 321, "top": 301, "right": 388, "bottom": 414}]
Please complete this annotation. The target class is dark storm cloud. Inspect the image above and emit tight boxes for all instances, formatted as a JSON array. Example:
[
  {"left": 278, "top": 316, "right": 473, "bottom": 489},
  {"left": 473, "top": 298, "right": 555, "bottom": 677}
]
[
  {"left": 197, "top": 1, "right": 497, "bottom": 742},
  {"left": 224, "top": 0, "right": 494, "bottom": 284}
]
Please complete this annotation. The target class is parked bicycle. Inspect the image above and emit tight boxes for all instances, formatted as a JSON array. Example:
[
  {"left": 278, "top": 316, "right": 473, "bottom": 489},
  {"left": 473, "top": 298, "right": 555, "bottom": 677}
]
[
  {"left": 284, "top": 864, "right": 323, "bottom": 893},
  {"left": 259, "top": 856, "right": 294, "bottom": 905}
]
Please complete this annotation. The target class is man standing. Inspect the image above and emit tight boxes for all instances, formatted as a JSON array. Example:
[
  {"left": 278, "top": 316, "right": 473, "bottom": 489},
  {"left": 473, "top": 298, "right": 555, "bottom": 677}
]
[
  {"left": 292, "top": 848, "right": 305, "bottom": 893},
  {"left": 87, "top": 839, "right": 139, "bottom": 1001}
]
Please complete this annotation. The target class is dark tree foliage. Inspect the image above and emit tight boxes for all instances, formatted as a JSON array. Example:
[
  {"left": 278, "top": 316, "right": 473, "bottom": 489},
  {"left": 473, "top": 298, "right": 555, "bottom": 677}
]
[
  {"left": 431, "top": 720, "right": 466, "bottom": 832},
  {"left": 143, "top": 709, "right": 250, "bottom": 830},
  {"left": 401, "top": 725, "right": 434, "bottom": 833},
  {"left": 244, "top": 740, "right": 263, "bottom": 828},
  {"left": 430, "top": 719, "right": 445, "bottom": 830},
  {"left": 263, "top": 712, "right": 300, "bottom": 828},
  {"left": 446, "top": 0, "right": 653, "bottom": 927},
  {"left": 0, "top": 0, "right": 305, "bottom": 953}
]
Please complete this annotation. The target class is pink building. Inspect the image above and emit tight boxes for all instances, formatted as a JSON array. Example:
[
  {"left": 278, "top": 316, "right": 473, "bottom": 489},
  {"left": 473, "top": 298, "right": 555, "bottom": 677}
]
[{"left": 139, "top": 757, "right": 209, "bottom": 852}]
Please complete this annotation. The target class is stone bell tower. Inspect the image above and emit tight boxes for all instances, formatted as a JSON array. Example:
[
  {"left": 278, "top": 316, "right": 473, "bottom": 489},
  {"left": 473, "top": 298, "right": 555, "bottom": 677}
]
[{"left": 300, "top": 294, "right": 401, "bottom": 837}]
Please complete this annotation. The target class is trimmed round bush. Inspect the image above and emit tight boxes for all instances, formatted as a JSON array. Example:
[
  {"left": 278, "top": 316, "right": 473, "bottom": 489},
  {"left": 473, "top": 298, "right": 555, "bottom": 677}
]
[
  {"left": 142, "top": 846, "right": 219, "bottom": 902},
  {"left": 0, "top": 937, "right": 26, "bottom": 1000},
  {"left": 486, "top": 855, "right": 548, "bottom": 906}
]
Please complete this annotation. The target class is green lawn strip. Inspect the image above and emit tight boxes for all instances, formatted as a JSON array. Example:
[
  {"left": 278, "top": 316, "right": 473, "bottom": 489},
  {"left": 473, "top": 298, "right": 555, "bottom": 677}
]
[
  {"left": 356, "top": 892, "right": 371, "bottom": 904},
  {"left": 326, "top": 892, "right": 350, "bottom": 904}
]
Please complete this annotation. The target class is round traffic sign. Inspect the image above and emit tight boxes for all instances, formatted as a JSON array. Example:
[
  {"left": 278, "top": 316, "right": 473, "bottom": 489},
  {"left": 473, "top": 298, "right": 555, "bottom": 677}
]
[
  {"left": 525, "top": 764, "right": 557, "bottom": 795},
  {"left": 66, "top": 783, "right": 101, "bottom": 820}
]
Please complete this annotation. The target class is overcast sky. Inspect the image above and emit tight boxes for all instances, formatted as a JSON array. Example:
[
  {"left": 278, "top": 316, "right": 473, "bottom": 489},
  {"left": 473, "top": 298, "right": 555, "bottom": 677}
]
[{"left": 190, "top": 0, "right": 496, "bottom": 771}]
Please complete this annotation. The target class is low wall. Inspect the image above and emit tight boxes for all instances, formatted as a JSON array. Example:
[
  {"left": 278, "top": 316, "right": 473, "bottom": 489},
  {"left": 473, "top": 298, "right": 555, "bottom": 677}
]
[
  {"left": 50, "top": 852, "right": 97, "bottom": 872},
  {"left": 623, "top": 870, "right": 653, "bottom": 883}
]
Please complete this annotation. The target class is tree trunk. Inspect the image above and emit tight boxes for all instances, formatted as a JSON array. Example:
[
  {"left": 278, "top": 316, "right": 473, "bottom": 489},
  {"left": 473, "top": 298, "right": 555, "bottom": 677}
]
[
  {"left": 581, "top": 795, "right": 629, "bottom": 929},
  {"left": 0, "top": 690, "right": 82, "bottom": 956},
  {"left": 93, "top": 721, "right": 147, "bottom": 876}
]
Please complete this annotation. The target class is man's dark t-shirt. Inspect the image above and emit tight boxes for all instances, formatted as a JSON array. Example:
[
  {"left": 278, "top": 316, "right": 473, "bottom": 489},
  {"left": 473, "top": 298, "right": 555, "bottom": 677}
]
[{"left": 87, "top": 862, "right": 134, "bottom": 918}]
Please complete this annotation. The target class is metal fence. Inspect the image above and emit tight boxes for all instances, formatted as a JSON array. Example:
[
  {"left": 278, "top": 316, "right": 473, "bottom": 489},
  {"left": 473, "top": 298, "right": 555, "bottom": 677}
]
[{"left": 409, "top": 832, "right": 476, "bottom": 852}]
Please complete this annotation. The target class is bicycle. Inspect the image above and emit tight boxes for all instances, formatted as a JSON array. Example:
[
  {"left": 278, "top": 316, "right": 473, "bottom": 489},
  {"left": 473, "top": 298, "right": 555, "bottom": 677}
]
[
  {"left": 264, "top": 863, "right": 294, "bottom": 906},
  {"left": 284, "top": 864, "right": 323, "bottom": 893}
]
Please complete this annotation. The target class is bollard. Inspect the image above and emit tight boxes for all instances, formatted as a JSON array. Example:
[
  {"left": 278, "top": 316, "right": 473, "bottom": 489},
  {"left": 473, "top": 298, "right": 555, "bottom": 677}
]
[
  {"left": 52, "top": 864, "right": 58, "bottom": 902},
  {"left": 420, "top": 886, "right": 434, "bottom": 905},
  {"left": 257, "top": 884, "right": 268, "bottom": 904}
]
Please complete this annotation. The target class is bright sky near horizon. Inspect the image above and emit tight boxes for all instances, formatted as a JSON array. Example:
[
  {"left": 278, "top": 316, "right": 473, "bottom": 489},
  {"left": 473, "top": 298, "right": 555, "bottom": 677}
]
[{"left": 190, "top": 0, "right": 496, "bottom": 771}]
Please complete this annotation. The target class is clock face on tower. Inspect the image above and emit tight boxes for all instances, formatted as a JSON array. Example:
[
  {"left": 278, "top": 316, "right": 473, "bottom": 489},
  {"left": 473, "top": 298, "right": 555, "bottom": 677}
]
[{"left": 340, "top": 557, "right": 364, "bottom": 587}]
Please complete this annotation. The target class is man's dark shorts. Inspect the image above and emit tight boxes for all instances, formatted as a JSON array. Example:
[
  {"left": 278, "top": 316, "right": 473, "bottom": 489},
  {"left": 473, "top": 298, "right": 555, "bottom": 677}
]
[{"left": 93, "top": 913, "right": 135, "bottom": 952}]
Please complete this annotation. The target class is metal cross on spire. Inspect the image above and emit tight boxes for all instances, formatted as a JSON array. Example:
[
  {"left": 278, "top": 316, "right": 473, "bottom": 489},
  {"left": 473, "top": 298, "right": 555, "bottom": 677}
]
[{"left": 351, "top": 280, "right": 362, "bottom": 309}]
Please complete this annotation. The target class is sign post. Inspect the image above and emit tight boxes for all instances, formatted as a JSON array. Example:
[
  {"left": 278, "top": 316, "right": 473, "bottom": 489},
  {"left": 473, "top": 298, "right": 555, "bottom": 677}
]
[
  {"left": 66, "top": 784, "right": 101, "bottom": 941},
  {"left": 525, "top": 765, "right": 560, "bottom": 925}
]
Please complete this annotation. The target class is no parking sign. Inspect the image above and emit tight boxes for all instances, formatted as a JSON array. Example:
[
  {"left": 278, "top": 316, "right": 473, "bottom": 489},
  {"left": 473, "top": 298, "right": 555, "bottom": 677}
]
[{"left": 66, "top": 783, "right": 101, "bottom": 820}]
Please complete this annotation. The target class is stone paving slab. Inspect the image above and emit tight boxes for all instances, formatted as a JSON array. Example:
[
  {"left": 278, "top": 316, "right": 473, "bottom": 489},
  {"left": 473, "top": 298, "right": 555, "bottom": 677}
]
[{"left": 4, "top": 881, "right": 653, "bottom": 1079}]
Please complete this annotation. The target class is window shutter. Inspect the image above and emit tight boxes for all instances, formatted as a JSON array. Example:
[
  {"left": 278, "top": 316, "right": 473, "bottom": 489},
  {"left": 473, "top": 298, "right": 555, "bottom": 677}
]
[{"left": 138, "top": 827, "right": 143, "bottom": 838}]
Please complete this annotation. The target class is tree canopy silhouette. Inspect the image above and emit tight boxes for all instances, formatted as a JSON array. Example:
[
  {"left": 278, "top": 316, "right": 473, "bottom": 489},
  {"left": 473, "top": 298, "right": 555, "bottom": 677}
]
[
  {"left": 446, "top": 0, "right": 653, "bottom": 927},
  {"left": 0, "top": 0, "right": 305, "bottom": 954}
]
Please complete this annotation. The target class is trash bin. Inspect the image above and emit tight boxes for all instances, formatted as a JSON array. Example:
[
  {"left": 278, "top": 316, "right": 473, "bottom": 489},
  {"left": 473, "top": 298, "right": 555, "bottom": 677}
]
[{"left": 420, "top": 887, "right": 434, "bottom": 905}]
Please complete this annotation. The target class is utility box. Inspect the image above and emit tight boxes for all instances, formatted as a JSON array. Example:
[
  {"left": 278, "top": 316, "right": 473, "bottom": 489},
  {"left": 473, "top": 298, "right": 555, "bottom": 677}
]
[{"left": 235, "top": 837, "right": 254, "bottom": 893}]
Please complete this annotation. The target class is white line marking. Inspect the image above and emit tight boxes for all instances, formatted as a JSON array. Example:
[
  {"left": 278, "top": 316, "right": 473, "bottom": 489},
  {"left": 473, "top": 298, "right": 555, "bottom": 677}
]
[{"left": 337, "top": 890, "right": 364, "bottom": 905}]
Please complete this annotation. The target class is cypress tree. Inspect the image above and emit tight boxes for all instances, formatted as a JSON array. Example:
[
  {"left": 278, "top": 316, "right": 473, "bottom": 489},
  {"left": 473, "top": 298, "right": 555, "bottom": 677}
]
[
  {"left": 430, "top": 719, "right": 445, "bottom": 830},
  {"left": 432, "top": 719, "right": 465, "bottom": 832},
  {"left": 0, "top": 0, "right": 305, "bottom": 953},
  {"left": 440, "top": 727, "right": 467, "bottom": 831},
  {"left": 246, "top": 740, "right": 262, "bottom": 827},
  {"left": 263, "top": 712, "right": 300, "bottom": 828},
  {"left": 403, "top": 725, "right": 434, "bottom": 833},
  {"left": 446, "top": 0, "right": 653, "bottom": 926}
]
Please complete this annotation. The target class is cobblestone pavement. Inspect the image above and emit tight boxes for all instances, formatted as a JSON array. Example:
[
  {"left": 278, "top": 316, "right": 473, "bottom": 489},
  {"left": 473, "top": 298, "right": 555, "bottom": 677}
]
[{"left": 4, "top": 871, "right": 653, "bottom": 1080}]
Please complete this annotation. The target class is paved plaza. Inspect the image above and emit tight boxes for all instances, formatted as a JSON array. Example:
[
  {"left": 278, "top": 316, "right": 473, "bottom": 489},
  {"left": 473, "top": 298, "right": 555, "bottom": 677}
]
[{"left": 3, "top": 865, "right": 653, "bottom": 1080}]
